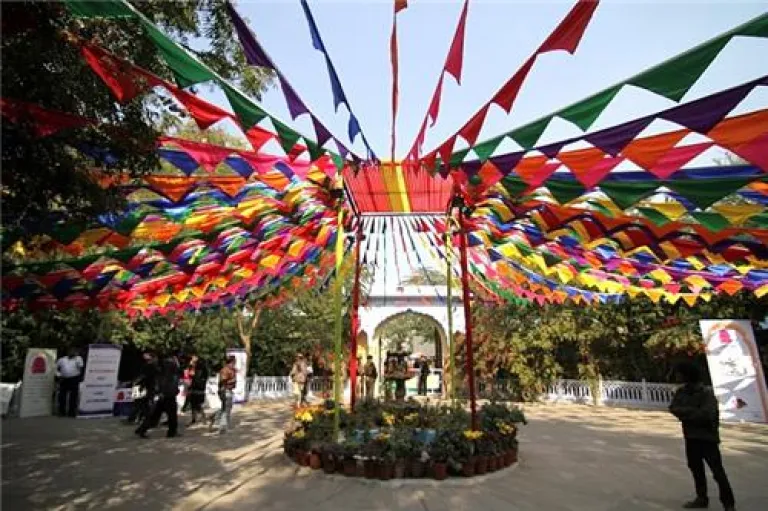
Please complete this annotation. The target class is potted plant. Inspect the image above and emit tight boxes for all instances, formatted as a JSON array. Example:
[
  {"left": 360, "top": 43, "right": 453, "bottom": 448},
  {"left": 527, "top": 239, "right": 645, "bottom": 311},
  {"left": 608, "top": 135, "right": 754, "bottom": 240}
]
[
  {"left": 309, "top": 442, "right": 323, "bottom": 470},
  {"left": 285, "top": 429, "right": 309, "bottom": 466},
  {"left": 428, "top": 433, "right": 454, "bottom": 480},
  {"left": 459, "top": 429, "right": 479, "bottom": 477},
  {"left": 391, "top": 427, "right": 415, "bottom": 479},
  {"left": 341, "top": 440, "right": 359, "bottom": 477},
  {"left": 379, "top": 448, "right": 396, "bottom": 481},
  {"left": 409, "top": 438, "right": 427, "bottom": 478},
  {"left": 321, "top": 443, "right": 342, "bottom": 474},
  {"left": 362, "top": 439, "right": 382, "bottom": 479},
  {"left": 475, "top": 433, "right": 491, "bottom": 475}
]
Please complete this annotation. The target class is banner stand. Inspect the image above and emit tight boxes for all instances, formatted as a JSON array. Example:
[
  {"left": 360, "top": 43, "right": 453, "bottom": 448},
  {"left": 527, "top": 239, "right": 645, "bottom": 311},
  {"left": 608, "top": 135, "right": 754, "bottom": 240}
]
[{"left": 78, "top": 344, "right": 122, "bottom": 419}]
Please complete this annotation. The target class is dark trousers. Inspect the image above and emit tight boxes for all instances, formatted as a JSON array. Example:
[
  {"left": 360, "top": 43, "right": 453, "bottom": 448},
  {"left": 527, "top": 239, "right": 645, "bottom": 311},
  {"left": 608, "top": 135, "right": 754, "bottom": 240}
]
[
  {"left": 127, "top": 393, "right": 154, "bottom": 424},
  {"left": 58, "top": 377, "right": 79, "bottom": 417},
  {"left": 137, "top": 395, "right": 178, "bottom": 437},
  {"left": 685, "top": 438, "right": 735, "bottom": 507},
  {"left": 418, "top": 376, "right": 428, "bottom": 396}
]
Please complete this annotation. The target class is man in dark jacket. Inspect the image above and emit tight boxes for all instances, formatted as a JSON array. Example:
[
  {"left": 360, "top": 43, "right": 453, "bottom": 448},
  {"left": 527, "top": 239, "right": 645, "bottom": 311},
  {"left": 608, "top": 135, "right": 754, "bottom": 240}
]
[
  {"left": 669, "top": 362, "right": 734, "bottom": 510},
  {"left": 127, "top": 352, "right": 158, "bottom": 425},
  {"left": 136, "top": 355, "right": 180, "bottom": 439}
]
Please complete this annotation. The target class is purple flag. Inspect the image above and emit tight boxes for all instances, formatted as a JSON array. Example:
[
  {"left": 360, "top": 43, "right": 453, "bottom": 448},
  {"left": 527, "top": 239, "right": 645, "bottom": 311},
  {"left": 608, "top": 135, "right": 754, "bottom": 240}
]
[
  {"left": 278, "top": 74, "right": 309, "bottom": 120},
  {"left": 311, "top": 115, "right": 332, "bottom": 146},
  {"left": 584, "top": 116, "right": 653, "bottom": 156},
  {"left": 226, "top": 2, "right": 275, "bottom": 70},
  {"left": 348, "top": 114, "right": 361, "bottom": 143}
]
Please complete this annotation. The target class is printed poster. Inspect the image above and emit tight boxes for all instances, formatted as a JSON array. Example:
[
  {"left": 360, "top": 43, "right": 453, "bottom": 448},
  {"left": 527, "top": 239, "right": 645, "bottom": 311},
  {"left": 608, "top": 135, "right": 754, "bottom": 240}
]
[
  {"left": 226, "top": 348, "right": 248, "bottom": 404},
  {"left": 700, "top": 320, "right": 768, "bottom": 423},
  {"left": 78, "top": 344, "right": 122, "bottom": 418},
  {"left": 19, "top": 348, "right": 57, "bottom": 418}
]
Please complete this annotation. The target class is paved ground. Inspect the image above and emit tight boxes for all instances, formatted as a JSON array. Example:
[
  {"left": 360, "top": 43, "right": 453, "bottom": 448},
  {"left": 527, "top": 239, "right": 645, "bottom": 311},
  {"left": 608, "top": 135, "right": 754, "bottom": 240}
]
[{"left": 2, "top": 402, "right": 767, "bottom": 511}]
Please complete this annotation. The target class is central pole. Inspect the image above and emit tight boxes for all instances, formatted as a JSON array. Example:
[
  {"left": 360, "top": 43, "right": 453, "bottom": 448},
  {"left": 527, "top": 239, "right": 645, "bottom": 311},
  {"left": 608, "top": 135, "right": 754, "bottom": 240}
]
[
  {"left": 332, "top": 177, "right": 346, "bottom": 439},
  {"left": 456, "top": 200, "right": 478, "bottom": 430},
  {"left": 349, "top": 221, "right": 363, "bottom": 410}
]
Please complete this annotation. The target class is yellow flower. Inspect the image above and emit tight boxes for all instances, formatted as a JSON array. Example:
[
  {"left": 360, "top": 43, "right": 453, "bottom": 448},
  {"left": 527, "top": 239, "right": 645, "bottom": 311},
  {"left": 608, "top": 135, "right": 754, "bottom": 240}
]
[
  {"left": 382, "top": 412, "right": 396, "bottom": 426},
  {"left": 404, "top": 412, "right": 419, "bottom": 423},
  {"left": 376, "top": 432, "right": 390, "bottom": 442},
  {"left": 463, "top": 430, "right": 483, "bottom": 441},
  {"left": 292, "top": 430, "right": 305, "bottom": 439}
]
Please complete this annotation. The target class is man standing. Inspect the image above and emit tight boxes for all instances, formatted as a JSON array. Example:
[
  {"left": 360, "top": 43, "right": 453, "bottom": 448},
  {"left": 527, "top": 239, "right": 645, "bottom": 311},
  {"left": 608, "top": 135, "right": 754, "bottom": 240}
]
[
  {"left": 669, "top": 362, "right": 735, "bottom": 511},
  {"left": 216, "top": 356, "right": 237, "bottom": 433},
  {"left": 56, "top": 348, "right": 83, "bottom": 417},
  {"left": 289, "top": 354, "right": 308, "bottom": 408},
  {"left": 127, "top": 352, "right": 158, "bottom": 425},
  {"left": 136, "top": 354, "right": 180, "bottom": 439},
  {"left": 363, "top": 356, "right": 377, "bottom": 399},
  {"left": 418, "top": 356, "right": 430, "bottom": 396}
]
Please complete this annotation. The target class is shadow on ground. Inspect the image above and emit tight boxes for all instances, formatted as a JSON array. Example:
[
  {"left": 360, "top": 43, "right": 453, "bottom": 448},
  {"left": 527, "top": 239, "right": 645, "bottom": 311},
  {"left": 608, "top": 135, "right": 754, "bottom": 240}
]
[{"left": 3, "top": 402, "right": 768, "bottom": 511}]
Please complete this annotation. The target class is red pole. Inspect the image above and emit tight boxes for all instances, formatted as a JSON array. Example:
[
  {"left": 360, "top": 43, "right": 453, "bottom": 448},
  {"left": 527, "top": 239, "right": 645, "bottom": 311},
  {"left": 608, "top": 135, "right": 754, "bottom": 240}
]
[
  {"left": 457, "top": 207, "right": 477, "bottom": 430},
  {"left": 349, "top": 220, "right": 364, "bottom": 410}
]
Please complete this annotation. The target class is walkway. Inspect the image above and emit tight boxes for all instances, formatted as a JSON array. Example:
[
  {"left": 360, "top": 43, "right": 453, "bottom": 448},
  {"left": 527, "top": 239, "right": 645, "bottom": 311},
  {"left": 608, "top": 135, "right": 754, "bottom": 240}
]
[{"left": 2, "top": 403, "right": 767, "bottom": 510}]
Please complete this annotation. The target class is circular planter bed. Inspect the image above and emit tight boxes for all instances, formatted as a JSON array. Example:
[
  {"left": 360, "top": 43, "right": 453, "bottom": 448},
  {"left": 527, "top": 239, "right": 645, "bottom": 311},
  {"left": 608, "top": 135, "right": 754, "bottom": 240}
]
[{"left": 283, "top": 400, "right": 525, "bottom": 481}]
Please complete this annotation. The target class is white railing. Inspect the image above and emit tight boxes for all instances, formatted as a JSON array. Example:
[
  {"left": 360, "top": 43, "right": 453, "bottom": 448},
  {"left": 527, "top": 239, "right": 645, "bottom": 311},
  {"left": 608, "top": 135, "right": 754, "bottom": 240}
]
[
  {"left": 545, "top": 379, "right": 677, "bottom": 409},
  {"left": 245, "top": 376, "right": 334, "bottom": 400}
]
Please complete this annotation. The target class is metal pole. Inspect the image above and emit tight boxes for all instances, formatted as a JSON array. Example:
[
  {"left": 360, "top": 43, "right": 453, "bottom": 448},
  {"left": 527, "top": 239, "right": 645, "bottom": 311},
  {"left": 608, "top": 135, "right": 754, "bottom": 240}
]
[
  {"left": 332, "top": 179, "right": 346, "bottom": 439},
  {"left": 457, "top": 204, "right": 478, "bottom": 430},
  {"left": 445, "top": 216, "right": 456, "bottom": 403},
  {"left": 349, "top": 220, "right": 364, "bottom": 410}
]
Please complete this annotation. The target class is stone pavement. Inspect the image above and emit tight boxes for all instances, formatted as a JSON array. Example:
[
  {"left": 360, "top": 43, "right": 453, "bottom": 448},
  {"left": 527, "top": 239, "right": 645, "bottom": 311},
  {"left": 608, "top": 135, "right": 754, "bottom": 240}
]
[{"left": 2, "top": 402, "right": 767, "bottom": 511}]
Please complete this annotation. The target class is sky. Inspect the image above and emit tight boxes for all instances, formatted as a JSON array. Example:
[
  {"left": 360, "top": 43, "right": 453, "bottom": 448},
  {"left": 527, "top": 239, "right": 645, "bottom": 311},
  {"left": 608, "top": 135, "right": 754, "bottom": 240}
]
[
  {"left": 189, "top": 0, "right": 768, "bottom": 294},
  {"left": 196, "top": 0, "right": 768, "bottom": 163}
]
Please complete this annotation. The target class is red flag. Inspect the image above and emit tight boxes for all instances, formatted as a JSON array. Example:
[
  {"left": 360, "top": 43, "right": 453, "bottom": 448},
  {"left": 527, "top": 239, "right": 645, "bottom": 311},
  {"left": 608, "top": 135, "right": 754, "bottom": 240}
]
[
  {"left": 445, "top": 0, "right": 469, "bottom": 84},
  {"left": 80, "top": 43, "right": 156, "bottom": 103},
  {"left": 395, "top": 0, "right": 408, "bottom": 13},
  {"left": 390, "top": 17, "right": 400, "bottom": 161},
  {"left": 458, "top": 104, "right": 490, "bottom": 146},
  {"left": 538, "top": 0, "right": 600, "bottom": 54},
  {"left": 427, "top": 75, "right": 444, "bottom": 126},
  {"left": 492, "top": 56, "right": 535, "bottom": 113}
]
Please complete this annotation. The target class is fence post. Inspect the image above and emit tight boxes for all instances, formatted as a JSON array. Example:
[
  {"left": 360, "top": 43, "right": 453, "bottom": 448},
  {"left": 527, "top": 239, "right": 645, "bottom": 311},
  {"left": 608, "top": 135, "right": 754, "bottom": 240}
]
[
  {"left": 597, "top": 375, "right": 604, "bottom": 406},
  {"left": 641, "top": 378, "right": 649, "bottom": 405}
]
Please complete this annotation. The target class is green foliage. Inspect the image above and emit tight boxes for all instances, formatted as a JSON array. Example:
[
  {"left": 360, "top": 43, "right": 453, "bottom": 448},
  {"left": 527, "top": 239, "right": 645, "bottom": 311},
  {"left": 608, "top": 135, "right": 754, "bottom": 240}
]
[
  {"left": 1, "top": 1, "right": 273, "bottom": 242},
  {"left": 376, "top": 311, "right": 438, "bottom": 353}
]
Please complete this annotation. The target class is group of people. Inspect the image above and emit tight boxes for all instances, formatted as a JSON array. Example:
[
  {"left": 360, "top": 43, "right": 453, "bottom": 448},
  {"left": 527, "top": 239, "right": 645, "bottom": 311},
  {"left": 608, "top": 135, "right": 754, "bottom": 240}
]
[{"left": 128, "top": 352, "right": 237, "bottom": 438}]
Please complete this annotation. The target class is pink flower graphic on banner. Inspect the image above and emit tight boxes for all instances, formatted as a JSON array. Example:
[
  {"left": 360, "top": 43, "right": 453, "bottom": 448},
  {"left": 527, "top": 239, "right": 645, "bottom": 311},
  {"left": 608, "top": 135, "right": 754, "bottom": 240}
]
[{"left": 30, "top": 355, "right": 47, "bottom": 374}]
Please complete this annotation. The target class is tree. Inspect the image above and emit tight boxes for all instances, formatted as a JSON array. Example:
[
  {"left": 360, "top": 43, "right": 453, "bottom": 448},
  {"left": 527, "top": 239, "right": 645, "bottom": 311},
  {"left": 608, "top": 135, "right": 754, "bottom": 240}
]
[
  {"left": 401, "top": 267, "right": 459, "bottom": 287},
  {"left": 376, "top": 312, "right": 438, "bottom": 353},
  {"left": 1, "top": 1, "right": 273, "bottom": 243}
]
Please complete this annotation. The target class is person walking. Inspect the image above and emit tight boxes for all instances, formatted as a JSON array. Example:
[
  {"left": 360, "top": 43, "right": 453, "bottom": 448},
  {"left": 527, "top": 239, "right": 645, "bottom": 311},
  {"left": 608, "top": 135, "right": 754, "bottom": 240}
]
[
  {"left": 211, "top": 356, "right": 237, "bottom": 433},
  {"left": 363, "top": 356, "right": 377, "bottom": 399},
  {"left": 135, "top": 354, "right": 180, "bottom": 439},
  {"left": 289, "top": 354, "right": 308, "bottom": 408},
  {"left": 127, "top": 352, "right": 159, "bottom": 425},
  {"left": 56, "top": 348, "right": 83, "bottom": 417},
  {"left": 669, "top": 362, "right": 735, "bottom": 511},
  {"left": 181, "top": 355, "right": 197, "bottom": 414},
  {"left": 187, "top": 358, "right": 208, "bottom": 426}
]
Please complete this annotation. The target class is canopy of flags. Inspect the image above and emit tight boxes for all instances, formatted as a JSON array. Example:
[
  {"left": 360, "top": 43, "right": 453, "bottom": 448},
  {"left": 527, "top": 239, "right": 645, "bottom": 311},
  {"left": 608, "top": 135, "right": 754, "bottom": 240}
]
[{"left": 2, "top": 0, "right": 767, "bottom": 314}]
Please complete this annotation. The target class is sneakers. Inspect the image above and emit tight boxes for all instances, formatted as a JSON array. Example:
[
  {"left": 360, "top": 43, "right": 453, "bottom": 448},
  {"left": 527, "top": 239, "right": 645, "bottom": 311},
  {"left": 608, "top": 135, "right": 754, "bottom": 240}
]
[{"left": 682, "top": 499, "right": 708, "bottom": 509}]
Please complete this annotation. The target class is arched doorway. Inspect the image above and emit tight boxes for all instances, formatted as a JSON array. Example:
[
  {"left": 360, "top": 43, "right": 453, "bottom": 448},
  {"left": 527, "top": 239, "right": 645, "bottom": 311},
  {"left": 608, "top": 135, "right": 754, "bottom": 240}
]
[{"left": 357, "top": 286, "right": 465, "bottom": 398}]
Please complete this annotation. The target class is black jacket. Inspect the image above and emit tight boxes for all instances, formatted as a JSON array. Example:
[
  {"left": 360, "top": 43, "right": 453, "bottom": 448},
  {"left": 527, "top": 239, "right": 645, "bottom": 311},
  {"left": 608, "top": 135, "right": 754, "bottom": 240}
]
[{"left": 669, "top": 383, "right": 720, "bottom": 443}]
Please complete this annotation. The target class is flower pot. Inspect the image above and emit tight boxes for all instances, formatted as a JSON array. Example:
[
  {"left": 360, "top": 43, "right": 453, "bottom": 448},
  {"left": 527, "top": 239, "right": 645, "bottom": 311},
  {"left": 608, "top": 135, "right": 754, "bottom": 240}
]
[
  {"left": 410, "top": 460, "right": 425, "bottom": 478},
  {"left": 322, "top": 454, "right": 336, "bottom": 474},
  {"left": 394, "top": 460, "right": 407, "bottom": 479},
  {"left": 378, "top": 461, "right": 394, "bottom": 480},
  {"left": 461, "top": 457, "right": 476, "bottom": 477},
  {"left": 475, "top": 456, "right": 488, "bottom": 475},
  {"left": 335, "top": 457, "right": 345, "bottom": 473},
  {"left": 309, "top": 452, "right": 322, "bottom": 470},
  {"left": 343, "top": 459, "right": 357, "bottom": 477},
  {"left": 488, "top": 456, "right": 498, "bottom": 472},
  {"left": 356, "top": 460, "right": 366, "bottom": 477},
  {"left": 296, "top": 450, "right": 309, "bottom": 466},
  {"left": 364, "top": 460, "right": 378, "bottom": 479},
  {"left": 432, "top": 462, "right": 448, "bottom": 480},
  {"left": 510, "top": 447, "right": 518, "bottom": 464}
]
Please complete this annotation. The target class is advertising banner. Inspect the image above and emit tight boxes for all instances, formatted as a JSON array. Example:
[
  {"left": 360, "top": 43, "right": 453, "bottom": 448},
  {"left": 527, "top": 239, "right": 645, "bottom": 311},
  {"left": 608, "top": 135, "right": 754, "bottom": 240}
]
[
  {"left": 78, "top": 344, "right": 122, "bottom": 418},
  {"left": 700, "top": 320, "right": 768, "bottom": 423},
  {"left": 226, "top": 348, "right": 248, "bottom": 404},
  {"left": 19, "top": 348, "right": 57, "bottom": 418}
]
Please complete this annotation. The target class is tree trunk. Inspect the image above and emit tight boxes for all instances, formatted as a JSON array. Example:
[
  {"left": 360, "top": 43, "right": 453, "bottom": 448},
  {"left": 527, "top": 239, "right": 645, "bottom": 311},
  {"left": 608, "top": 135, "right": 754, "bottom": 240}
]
[{"left": 236, "top": 306, "right": 262, "bottom": 368}]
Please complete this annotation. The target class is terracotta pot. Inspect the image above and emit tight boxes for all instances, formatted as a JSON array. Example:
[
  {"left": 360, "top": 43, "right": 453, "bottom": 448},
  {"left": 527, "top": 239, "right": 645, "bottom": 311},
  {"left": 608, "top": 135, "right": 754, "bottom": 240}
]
[
  {"left": 432, "top": 462, "right": 448, "bottom": 480},
  {"left": 488, "top": 456, "right": 498, "bottom": 472},
  {"left": 461, "top": 457, "right": 476, "bottom": 477},
  {"left": 475, "top": 456, "right": 488, "bottom": 475},
  {"left": 343, "top": 459, "right": 357, "bottom": 477},
  {"left": 309, "top": 452, "right": 322, "bottom": 470},
  {"left": 394, "top": 460, "right": 407, "bottom": 479},
  {"left": 296, "top": 450, "right": 309, "bottom": 466},
  {"left": 356, "top": 460, "right": 366, "bottom": 477},
  {"left": 510, "top": 447, "right": 518, "bottom": 463},
  {"left": 322, "top": 454, "right": 336, "bottom": 474},
  {"left": 335, "top": 457, "right": 345, "bottom": 473},
  {"left": 378, "top": 461, "right": 394, "bottom": 480},
  {"left": 410, "top": 460, "right": 425, "bottom": 478},
  {"left": 364, "top": 460, "right": 378, "bottom": 479}
]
